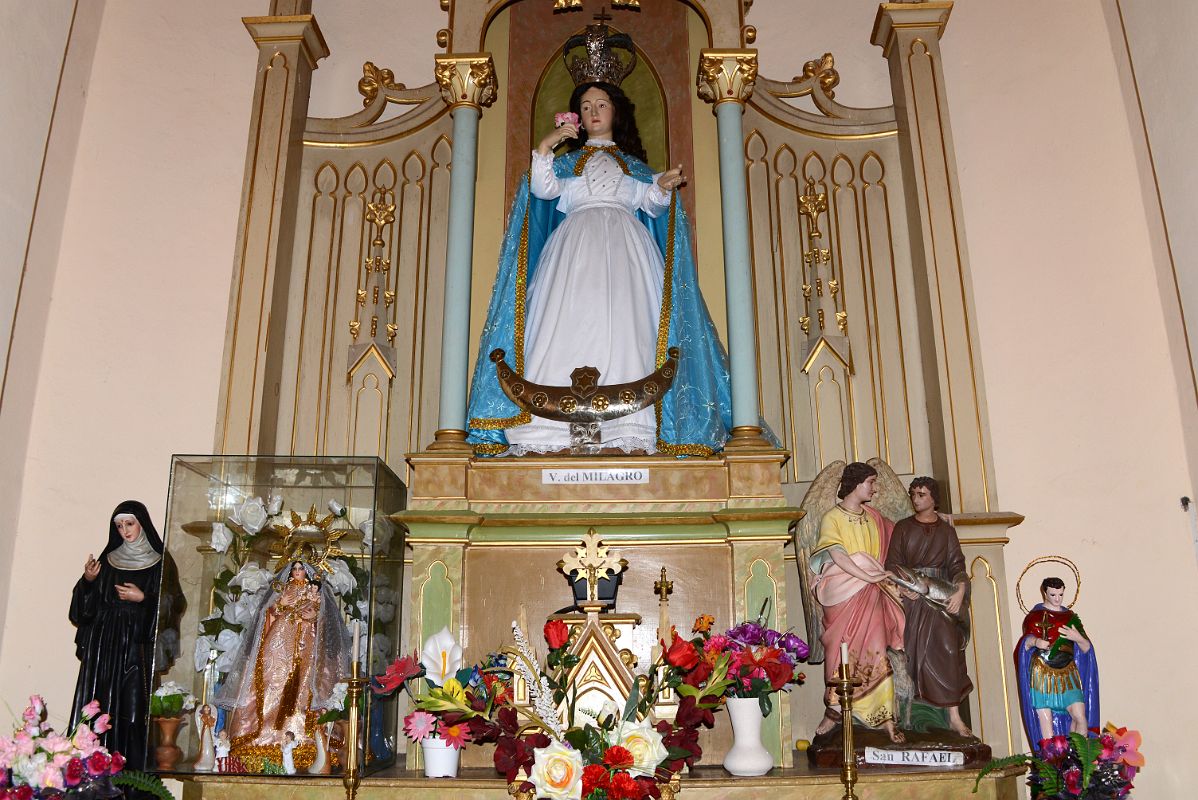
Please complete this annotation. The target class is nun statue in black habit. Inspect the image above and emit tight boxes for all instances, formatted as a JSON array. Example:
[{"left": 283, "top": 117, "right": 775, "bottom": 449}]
[{"left": 68, "top": 500, "right": 167, "bottom": 768}]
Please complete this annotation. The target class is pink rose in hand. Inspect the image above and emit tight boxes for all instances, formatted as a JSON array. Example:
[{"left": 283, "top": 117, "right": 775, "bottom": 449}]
[{"left": 555, "top": 112, "right": 580, "bottom": 129}]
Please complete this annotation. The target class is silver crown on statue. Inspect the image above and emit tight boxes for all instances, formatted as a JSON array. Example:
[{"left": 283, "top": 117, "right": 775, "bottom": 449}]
[{"left": 563, "top": 21, "right": 637, "bottom": 86}]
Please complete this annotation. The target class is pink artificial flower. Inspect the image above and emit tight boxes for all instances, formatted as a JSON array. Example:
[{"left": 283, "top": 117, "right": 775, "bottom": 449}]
[
  {"left": 1063, "top": 766, "right": 1083, "bottom": 795},
  {"left": 109, "top": 751, "right": 126, "bottom": 774},
  {"left": 0, "top": 736, "right": 16, "bottom": 770},
  {"left": 13, "top": 732, "right": 35, "bottom": 758},
  {"left": 1113, "top": 728, "right": 1144, "bottom": 769},
  {"left": 436, "top": 720, "right": 473, "bottom": 750},
  {"left": 73, "top": 723, "right": 100, "bottom": 757},
  {"left": 704, "top": 635, "right": 730, "bottom": 654},
  {"left": 92, "top": 714, "right": 111, "bottom": 735},
  {"left": 24, "top": 696, "right": 45, "bottom": 723},
  {"left": 403, "top": 711, "right": 438, "bottom": 742},
  {"left": 554, "top": 112, "right": 580, "bottom": 129},
  {"left": 42, "top": 765, "right": 66, "bottom": 791},
  {"left": 80, "top": 700, "right": 101, "bottom": 720},
  {"left": 41, "top": 734, "right": 73, "bottom": 755}
]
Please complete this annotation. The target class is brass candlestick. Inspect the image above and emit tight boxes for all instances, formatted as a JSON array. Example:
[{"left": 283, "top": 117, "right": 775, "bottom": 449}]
[
  {"left": 342, "top": 660, "right": 366, "bottom": 800},
  {"left": 830, "top": 662, "right": 863, "bottom": 800}
]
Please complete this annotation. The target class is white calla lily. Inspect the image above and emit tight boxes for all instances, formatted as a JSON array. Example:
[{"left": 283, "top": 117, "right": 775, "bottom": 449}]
[{"left": 420, "top": 626, "right": 463, "bottom": 686}]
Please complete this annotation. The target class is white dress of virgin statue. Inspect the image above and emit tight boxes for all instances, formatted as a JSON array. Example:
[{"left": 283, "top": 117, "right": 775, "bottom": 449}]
[{"left": 505, "top": 137, "right": 673, "bottom": 454}]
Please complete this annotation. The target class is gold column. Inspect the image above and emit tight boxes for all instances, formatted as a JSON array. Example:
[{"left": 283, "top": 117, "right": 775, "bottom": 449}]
[
  {"left": 872, "top": 2, "right": 997, "bottom": 512},
  {"left": 213, "top": 10, "right": 329, "bottom": 454}
]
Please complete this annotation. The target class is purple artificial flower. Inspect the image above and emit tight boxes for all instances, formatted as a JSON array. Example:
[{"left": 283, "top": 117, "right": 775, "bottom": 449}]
[
  {"left": 780, "top": 633, "right": 810, "bottom": 660},
  {"left": 762, "top": 629, "right": 782, "bottom": 647},
  {"left": 729, "top": 622, "right": 765, "bottom": 646}
]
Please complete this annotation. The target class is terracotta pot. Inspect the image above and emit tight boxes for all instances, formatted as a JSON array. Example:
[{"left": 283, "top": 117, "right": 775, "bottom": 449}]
[
  {"left": 723, "top": 697, "right": 774, "bottom": 776},
  {"left": 153, "top": 716, "right": 185, "bottom": 770}
]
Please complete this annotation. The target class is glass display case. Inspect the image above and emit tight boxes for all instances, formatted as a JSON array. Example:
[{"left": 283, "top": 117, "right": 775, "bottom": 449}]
[{"left": 150, "top": 455, "right": 405, "bottom": 778}]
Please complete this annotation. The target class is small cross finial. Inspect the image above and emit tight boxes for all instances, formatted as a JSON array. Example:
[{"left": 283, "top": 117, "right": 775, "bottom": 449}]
[
  {"left": 654, "top": 566, "right": 673, "bottom": 601},
  {"left": 593, "top": 5, "right": 613, "bottom": 24}
]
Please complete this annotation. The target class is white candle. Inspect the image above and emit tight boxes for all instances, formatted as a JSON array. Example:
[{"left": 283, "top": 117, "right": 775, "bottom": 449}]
[
  {"left": 352, "top": 620, "right": 362, "bottom": 664},
  {"left": 840, "top": 641, "right": 849, "bottom": 666}
]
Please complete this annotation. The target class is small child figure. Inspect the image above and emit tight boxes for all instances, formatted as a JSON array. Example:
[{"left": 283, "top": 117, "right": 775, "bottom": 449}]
[
  {"left": 281, "top": 731, "right": 298, "bottom": 775},
  {"left": 214, "top": 730, "right": 231, "bottom": 773}
]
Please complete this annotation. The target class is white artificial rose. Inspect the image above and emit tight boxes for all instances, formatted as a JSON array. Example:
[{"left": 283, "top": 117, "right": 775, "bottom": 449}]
[
  {"left": 215, "top": 646, "right": 241, "bottom": 674},
  {"left": 193, "top": 636, "right": 215, "bottom": 673},
  {"left": 615, "top": 718, "right": 670, "bottom": 777},
  {"left": 231, "top": 497, "right": 269, "bottom": 534},
  {"left": 325, "top": 559, "right": 357, "bottom": 595},
  {"left": 373, "top": 602, "right": 395, "bottom": 624},
  {"left": 230, "top": 562, "right": 274, "bottom": 595},
  {"left": 320, "top": 682, "right": 348, "bottom": 712},
  {"left": 215, "top": 628, "right": 243, "bottom": 653},
  {"left": 210, "top": 523, "right": 233, "bottom": 554},
  {"left": 420, "top": 627, "right": 463, "bottom": 686},
  {"left": 266, "top": 494, "right": 284, "bottom": 516},
  {"left": 529, "top": 740, "right": 583, "bottom": 800}
]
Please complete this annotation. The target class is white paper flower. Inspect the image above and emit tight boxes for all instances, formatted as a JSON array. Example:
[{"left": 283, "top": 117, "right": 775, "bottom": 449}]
[
  {"left": 615, "top": 718, "right": 670, "bottom": 777},
  {"left": 215, "top": 628, "right": 243, "bottom": 653},
  {"left": 420, "top": 627, "right": 463, "bottom": 686},
  {"left": 231, "top": 497, "right": 269, "bottom": 534},
  {"left": 155, "top": 680, "right": 188, "bottom": 698},
  {"left": 529, "top": 740, "right": 584, "bottom": 800},
  {"left": 214, "top": 640, "right": 243, "bottom": 673},
  {"left": 356, "top": 600, "right": 370, "bottom": 619},
  {"left": 325, "top": 558, "right": 357, "bottom": 595},
  {"left": 266, "top": 494, "right": 284, "bottom": 516},
  {"left": 193, "top": 636, "right": 215, "bottom": 673},
  {"left": 210, "top": 523, "right": 233, "bottom": 553},
  {"left": 230, "top": 562, "right": 274, "bottom": 595},
  {"left": 320, "top": 682, "right": 348, "bottom": 712}
]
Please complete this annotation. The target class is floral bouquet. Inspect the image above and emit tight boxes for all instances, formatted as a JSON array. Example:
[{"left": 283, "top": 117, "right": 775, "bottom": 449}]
[
  {"left": 661, "top": 615, "right": 809, "bottom": 716},
  {"left": 974, "top": 725, "right": 1143, "bottom": 799},
  {"left": 149, "top": 682, "right": 196, "bottom": 719},
  {"left": 0, "top": 696, "right": 169, "bottom": 800}
]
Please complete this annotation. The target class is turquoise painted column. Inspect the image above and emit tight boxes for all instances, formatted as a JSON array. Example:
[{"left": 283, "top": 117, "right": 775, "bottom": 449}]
[
  {"left": 699, "top": 50, "right": 768, "bottom": 446},
  {"left": 430, "top": 54, "right": 496, "bottom": 450}
]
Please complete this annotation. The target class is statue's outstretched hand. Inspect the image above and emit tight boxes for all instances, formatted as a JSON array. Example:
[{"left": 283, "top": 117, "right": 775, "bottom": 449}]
[
  {"left": 657, "top": 164, "right": 687, "bottom": 191},
  {"left": 537, "top": 123, "right": 579, "bottom": 156},
  {"left": 83, "top": 554, "right": 101, "bottom": 582}
]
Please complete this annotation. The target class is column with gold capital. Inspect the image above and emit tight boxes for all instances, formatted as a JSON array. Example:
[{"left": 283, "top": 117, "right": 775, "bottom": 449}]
[
  {"left": 872, "top": 2, "right": 997, "bottom": 513},
  {"left": 698, "top": 50, "right": 768, "bottom": 448},
  {"left": 214, "top": 10, "right": 328, "bottom": 454},
  {"left": 429, "top": 54, "right": 497, "bottom": 451}
]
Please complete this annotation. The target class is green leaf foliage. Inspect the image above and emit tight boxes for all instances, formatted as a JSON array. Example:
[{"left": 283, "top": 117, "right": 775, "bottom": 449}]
[
  {"left": 112, "top": 771, "right": 173, "bottom": 800},
  {"left": 972, "top": 754, "right": 1032, "bottom": 792}
]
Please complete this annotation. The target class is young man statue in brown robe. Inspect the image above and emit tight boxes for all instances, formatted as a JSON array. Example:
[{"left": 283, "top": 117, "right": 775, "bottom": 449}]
[{"left": 884, "top": 476, "right": 974, "bottom": 737}]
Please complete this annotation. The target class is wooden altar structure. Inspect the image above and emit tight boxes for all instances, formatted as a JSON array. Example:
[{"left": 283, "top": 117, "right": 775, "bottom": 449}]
[{"left": 193, "top": 0, "right": 1028, "bottom": 797}]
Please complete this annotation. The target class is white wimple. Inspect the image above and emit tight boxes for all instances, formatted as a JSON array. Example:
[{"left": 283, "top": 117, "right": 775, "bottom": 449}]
[{"left": 511, "top": 621, "right": 565, "bottom": 741}]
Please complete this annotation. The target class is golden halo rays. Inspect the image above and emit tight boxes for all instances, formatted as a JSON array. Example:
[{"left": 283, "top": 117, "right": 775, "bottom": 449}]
[{"left": 1016, "top": 556, "right": 1080, "bottom": 614}]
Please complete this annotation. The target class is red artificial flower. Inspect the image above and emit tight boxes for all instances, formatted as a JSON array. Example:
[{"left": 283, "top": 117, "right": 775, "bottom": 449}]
[
  {"left": 437, "top": 720, "right": 474, "bottom": 749},
  {"left": 109, "top": 751, "right": 125, "bottom": 774},
  {"left": 85, "top": 751, "right": 111, "bottom": 777},
  {"left": 544, "top": 620, "right": 571, "bottom": 650},
  {"left": 603, "top": 745, "right": 635, "bottom": 769},
  {"left": 483, "top": 673, "right": 513, "bottom": 706},
  {"left": 14, "top": 786, "right": 34, "bottom": 800},
  {"left": 372, "top": 652, "right": 422, "bottom": 695},
  {"left": 665, "top": 632, "right": 700, "bottom": 671},
  {"left": 634, "top": 775, "right": 662, "bottom": 799},
  {"left": 582, "top": 763, "right": 610, "bottom": 796},
  {"left": 64, "top": 758, "right": 86, "bottom": 787},
  {"left": 609, "top": 770, "right": 642, "bottom": 800},
  {"left": 674, "top": 695, "right": 716, "bottom": 730},
  {"left": 681, "top": 659, "right": 713, "bottom": 688}
]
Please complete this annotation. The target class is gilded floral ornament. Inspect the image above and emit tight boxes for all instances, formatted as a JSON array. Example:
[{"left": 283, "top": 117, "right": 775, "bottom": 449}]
[
  {"left": 358, "top": 61, "right": 405, "bottom": 107},
  {"left": 697, "top": 49, "right": 758, "bottom": 106},
  {"left": 434, "top": 53, "right": 497, "bottom": 110},
  {"left": 797, "top": 52, "right": 840, "bottom": 98}
]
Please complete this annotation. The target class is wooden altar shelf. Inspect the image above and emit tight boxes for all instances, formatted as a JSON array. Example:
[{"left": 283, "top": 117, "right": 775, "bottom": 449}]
[{"left": 177, "top": 763, "right": 1026, "bottom": 800}]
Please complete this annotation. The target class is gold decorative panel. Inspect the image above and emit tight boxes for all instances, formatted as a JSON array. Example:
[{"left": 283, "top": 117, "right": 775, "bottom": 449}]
[
  {"left": 271, "top": 82, "right": 452, "bottom": 478},
  {"left": 743, "top": 66, "right": 932, "bottom": 500}
]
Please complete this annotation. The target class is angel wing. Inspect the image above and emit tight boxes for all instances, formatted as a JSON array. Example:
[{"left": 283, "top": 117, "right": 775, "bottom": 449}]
[
  {"left": 794, "top": 460, "right": 846, "bottom": 664},
  {"left": 866, "top": 458, "right": 914, "bottom": 524}
]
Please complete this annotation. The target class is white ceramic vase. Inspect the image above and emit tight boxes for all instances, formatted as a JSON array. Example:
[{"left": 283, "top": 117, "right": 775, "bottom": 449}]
[
  {"left": 421, "top": 736, "right": 461, "bottom": 778},
  {"left": 723, "top": 696, "right": 774, "bottom": 776}
]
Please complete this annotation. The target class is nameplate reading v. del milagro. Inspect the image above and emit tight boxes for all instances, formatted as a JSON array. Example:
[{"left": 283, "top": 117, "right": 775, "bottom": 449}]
[{"left": 541, "top": 468, "right": 650, "bottom": 485}]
